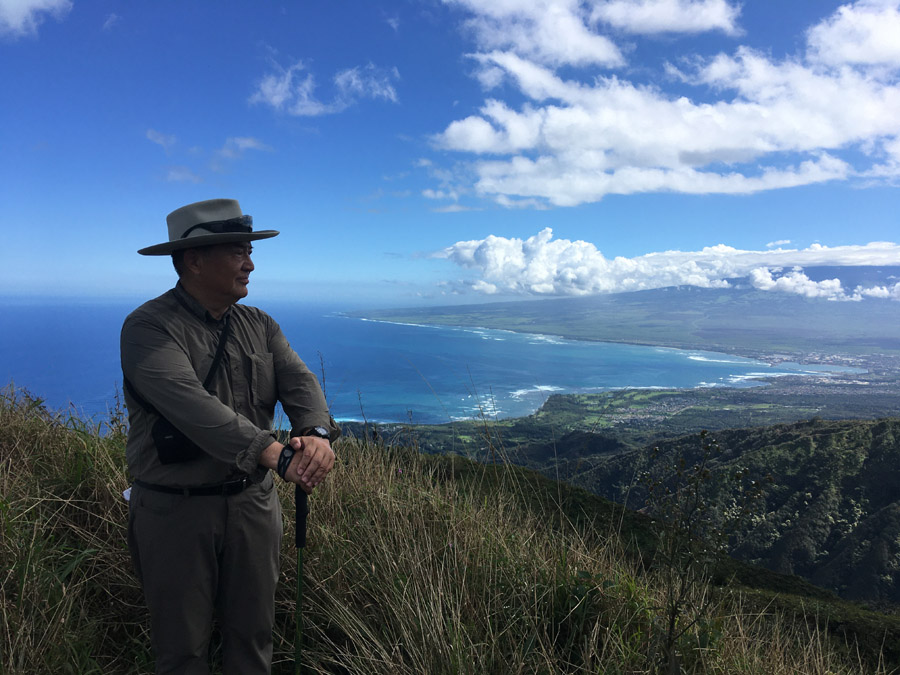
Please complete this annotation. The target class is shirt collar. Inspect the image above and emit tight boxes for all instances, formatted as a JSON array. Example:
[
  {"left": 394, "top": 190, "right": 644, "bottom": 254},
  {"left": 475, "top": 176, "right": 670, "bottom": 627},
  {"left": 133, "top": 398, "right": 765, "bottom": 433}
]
[{"left": 174, "top": 281, "right": 232, "bottom": 324}]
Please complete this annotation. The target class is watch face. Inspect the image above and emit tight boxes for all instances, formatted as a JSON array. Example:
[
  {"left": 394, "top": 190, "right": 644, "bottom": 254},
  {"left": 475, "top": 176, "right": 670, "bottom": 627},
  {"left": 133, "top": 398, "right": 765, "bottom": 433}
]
[{"left": 313, "top": 426, "right": 329, "bottom": 438}]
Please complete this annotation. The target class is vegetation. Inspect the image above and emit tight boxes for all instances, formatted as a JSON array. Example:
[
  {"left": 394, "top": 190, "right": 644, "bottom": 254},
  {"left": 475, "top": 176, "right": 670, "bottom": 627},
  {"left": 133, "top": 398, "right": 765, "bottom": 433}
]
[
  {"left": 347, "top": 386, "right": 900, "bottom": 459},
  {"left": 3, "top": 386, "right": 900, "bottom": 673},
  {"left": 637, "top": 430, "right": 769, "bottom": 674},
  {"left": 457, "top": 413, "right": 900, "bottom": 612}
]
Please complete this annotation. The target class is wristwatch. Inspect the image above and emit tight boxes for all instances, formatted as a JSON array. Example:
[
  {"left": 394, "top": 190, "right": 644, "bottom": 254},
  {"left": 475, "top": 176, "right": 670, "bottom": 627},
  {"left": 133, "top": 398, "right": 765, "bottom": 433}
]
[
  {"left": 276, "top": 444, "right": 296, "bottom": 479},
  {"left": 303, "top": 425, "right": 331, "bottom": 439}
]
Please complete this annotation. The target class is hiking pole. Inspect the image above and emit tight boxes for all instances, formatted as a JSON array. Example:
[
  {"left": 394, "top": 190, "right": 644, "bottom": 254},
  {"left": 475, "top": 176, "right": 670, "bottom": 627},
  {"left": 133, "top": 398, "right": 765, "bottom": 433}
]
[{"left": 295, "top": 485, "right": 309, "bottom": 675}]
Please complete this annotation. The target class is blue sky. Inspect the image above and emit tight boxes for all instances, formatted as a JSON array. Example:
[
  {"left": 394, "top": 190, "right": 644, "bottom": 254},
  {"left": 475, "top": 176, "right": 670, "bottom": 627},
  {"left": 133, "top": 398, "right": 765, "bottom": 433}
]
[{"left": 2, "top": 0, "right": 899, "bottom": 309}]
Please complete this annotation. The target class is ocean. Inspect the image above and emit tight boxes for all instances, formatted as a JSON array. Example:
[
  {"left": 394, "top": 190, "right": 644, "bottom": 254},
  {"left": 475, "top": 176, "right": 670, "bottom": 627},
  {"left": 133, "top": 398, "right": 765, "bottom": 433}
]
[{"left": 0, "top": 298, "right": 854, "bottom": 425}]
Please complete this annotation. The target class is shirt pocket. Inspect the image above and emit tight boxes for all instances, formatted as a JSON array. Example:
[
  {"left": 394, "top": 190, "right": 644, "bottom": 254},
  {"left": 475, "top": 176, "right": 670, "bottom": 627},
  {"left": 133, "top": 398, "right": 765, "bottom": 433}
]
[{"left": 249, "top": 352, "right": 277, "bottom": 409}]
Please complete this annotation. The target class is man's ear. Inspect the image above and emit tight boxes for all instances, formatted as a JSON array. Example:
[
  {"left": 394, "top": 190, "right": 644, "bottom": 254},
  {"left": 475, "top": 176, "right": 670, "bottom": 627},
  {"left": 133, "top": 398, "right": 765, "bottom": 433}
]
[{"left": 182, "top": 248, "right": 205, "bottom": 276}]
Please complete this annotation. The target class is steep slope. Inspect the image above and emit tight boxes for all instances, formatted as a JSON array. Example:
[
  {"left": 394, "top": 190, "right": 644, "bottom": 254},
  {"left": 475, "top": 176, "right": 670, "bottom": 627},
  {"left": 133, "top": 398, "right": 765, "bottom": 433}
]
[{"left": 537, "top": 417, "right": 900, "bottom": 608}]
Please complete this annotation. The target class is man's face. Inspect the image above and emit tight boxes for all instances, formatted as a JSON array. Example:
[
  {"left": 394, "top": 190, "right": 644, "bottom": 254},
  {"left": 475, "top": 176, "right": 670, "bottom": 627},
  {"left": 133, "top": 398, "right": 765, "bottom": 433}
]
[{"left": 195, "top": 243, "right": 255, "bottom": 304}]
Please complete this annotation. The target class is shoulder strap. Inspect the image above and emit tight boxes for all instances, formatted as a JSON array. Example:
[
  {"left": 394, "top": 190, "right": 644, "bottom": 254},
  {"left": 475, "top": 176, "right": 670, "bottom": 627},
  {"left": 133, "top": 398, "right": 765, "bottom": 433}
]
[
  {"left": 124, "top": 313, "right": 232, "bottom": 414},
  {"left": 202, "top": 313, "right": 232, "bottom": 389}
]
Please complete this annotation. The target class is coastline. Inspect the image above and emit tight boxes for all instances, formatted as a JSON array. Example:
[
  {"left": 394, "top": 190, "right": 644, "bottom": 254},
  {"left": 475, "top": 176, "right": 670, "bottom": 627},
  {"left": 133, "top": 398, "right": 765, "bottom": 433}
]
[{"left": 347, "top": 313, "right": 866, "bottom": 373}]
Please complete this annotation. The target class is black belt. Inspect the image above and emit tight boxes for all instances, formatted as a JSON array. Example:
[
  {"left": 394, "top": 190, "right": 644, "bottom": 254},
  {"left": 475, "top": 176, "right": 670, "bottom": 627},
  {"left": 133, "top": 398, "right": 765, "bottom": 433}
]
[{"left": 133, "top": 476, "right": 251, "bottom": 497}]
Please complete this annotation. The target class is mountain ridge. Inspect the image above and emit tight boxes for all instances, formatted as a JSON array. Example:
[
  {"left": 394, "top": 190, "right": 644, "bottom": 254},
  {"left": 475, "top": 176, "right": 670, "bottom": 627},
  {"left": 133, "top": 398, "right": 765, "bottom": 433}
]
[{"left": 357, "top": 269, "right": 900, "bottom": 358}]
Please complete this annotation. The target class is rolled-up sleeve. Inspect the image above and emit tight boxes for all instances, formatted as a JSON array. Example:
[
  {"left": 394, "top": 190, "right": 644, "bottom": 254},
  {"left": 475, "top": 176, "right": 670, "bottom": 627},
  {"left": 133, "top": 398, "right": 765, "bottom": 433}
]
[{"left": 267, "top": 318, "right": 340, "bottom": 439}]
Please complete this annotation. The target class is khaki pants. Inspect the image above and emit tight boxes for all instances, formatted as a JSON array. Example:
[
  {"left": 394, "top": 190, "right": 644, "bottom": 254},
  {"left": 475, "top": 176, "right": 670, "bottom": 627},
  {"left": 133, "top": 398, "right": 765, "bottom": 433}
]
[{"left": 128, "top": 474, "right": 283, "bottom": 675}]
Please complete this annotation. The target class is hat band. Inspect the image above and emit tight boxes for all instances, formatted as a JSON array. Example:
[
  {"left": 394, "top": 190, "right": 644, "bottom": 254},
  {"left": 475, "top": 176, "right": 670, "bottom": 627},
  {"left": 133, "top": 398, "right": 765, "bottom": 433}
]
[{"left": 181, "top": 215, "right": 253, "bottom": 239}]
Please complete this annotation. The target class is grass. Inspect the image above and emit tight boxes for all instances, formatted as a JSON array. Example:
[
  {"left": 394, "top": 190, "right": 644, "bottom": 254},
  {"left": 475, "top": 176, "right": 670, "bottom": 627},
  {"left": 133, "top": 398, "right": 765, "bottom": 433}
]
[{"left": 1, "top": 385, "right": 897, "bottom": 674}]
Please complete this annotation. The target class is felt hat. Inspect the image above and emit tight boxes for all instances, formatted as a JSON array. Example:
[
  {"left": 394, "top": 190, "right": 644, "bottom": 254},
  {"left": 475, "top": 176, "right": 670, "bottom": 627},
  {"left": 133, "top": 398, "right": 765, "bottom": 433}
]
[{"left": 138, "top": 198, "right": 279, "bottom": 255}]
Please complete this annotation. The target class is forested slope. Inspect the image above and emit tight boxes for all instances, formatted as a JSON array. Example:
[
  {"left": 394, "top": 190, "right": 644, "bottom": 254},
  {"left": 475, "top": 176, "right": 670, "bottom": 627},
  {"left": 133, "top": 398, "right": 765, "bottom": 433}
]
[{"left": 534, "top": 417, "right": 900, "bottom": 608}]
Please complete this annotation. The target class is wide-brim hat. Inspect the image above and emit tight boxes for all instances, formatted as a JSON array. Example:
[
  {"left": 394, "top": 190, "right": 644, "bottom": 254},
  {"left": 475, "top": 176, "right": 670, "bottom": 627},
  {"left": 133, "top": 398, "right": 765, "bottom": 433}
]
[{"left": 138, "top": 198, "right": 279, "bottom": 255}]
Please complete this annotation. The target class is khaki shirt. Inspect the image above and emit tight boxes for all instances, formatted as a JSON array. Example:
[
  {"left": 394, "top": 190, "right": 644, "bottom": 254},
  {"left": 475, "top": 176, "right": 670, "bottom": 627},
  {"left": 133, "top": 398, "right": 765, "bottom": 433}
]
[{"left": 121, "top": 283, "right": 338, "bottom": 487}]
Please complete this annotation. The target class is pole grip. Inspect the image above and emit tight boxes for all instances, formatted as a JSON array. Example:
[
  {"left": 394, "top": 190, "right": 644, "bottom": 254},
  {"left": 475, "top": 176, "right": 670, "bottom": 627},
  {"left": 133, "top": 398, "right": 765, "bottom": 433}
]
[{"left": 295, "top": 485, "right": 309, "bottom": 549}]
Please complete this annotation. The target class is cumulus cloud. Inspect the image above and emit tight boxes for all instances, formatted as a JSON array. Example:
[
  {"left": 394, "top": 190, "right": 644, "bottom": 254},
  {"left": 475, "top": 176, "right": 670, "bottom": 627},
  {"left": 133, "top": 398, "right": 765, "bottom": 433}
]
[
  {"left": 443, "top": 0, "right": 743, "bottom": 67},
  {"left": 0, "top": 0, "right": 71, "bottom": 38},
  {"left": 250, "top": 60, "right": 399, "bottom": 116},
  {"left": 431, "top": 0, "right": 900, "bottom": 206},
  {"left": 435, "top": 228, "right": 900, "bottom": 298},
  {"left": 750, "top": 267, "right": 900, "bottom": 301},
  {"left": 807, "top": 0, "right": 900, "bottom": 67},
  {"left": 445, "top": 0, "right": 624, "bottom": 68},
  {"left": 591, "top": 0, "right": 742, "bottom": 36},
  {"left": 859, "top": 282, "right": 900, "bottom": 299},
  {"left": 748, "top": 268, "right": 851, "bottom": 300}
]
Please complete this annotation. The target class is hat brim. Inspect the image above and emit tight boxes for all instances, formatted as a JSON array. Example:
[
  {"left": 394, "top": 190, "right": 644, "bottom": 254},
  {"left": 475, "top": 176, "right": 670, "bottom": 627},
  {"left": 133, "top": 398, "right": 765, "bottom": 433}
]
[{"left": 138, "top": 230, "right": 280, "bottom": 256}]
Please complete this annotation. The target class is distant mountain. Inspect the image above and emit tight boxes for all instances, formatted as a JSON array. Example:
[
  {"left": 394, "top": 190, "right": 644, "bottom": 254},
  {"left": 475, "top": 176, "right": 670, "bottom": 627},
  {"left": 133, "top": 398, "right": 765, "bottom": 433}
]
[{"left": 360, "top": 267, "right": 900, "bottom": 356}]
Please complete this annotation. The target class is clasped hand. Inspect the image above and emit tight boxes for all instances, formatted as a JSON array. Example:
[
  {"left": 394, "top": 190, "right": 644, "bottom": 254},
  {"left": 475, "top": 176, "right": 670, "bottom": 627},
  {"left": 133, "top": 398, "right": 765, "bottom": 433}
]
[{"left": 283, "top": 435, "right": 335, "bottom": 493}]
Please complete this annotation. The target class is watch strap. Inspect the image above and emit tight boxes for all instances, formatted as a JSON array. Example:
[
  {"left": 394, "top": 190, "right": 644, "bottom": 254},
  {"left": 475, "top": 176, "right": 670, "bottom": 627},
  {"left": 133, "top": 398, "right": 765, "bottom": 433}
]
[
  {"left": 299, "top": 425, "right": 330, "bottom": 439},
  {"left": 276, "top": 445, "right": 295, "bottom": 480}
]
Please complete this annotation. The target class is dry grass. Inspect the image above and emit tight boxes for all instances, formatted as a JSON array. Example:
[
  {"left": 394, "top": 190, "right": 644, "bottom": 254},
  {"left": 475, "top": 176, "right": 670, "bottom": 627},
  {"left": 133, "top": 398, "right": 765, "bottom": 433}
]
[{"left": 0, "top": 385, "right": 891, "bottom": 674}]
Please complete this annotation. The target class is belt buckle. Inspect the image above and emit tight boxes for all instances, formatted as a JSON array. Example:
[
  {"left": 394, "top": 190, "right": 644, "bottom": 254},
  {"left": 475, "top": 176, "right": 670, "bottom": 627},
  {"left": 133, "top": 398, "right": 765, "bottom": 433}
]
[{"left": 225, "top": 476, "right": 249, "bottom": 495}]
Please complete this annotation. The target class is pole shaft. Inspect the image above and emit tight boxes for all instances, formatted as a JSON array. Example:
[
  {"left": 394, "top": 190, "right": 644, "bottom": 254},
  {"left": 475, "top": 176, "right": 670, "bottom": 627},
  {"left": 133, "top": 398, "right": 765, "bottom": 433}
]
[{"left": 295, "top": 486, "right": 308, "bottom": 674}]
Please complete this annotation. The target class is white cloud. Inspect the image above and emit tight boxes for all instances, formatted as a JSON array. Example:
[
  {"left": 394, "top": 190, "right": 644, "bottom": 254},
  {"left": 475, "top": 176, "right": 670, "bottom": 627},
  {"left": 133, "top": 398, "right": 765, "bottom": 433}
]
[
  {"left": 591, "top": 0, "right": 742, "bottom": 36},
  {"left": 102, "top": 13, "right": 120, "bottom": 31},
  {"left": 209, "top": 136, "right": 271, "bottom": 172},
  {"left": 444, "top": 0, "right": 624, "bottom": 68},
  {"left": 423, "top": 188, "right": 459, "bottom": 201},
  {"left": 435, "top": 228, "right": 900, "bottom": 297},
  {"left": 146, "top": 129, "right": 176, "bottom": 152},
  {"left": 335, "top": 64, "right": 399, "bottom": 102},
  {"left": 858, "top": 282, "right": 900, "bottom": 299},
  {"left": 472, "top": 279, "right": 500, "bottom": 293},
  {"left": 433, "top": 204, "right": 480, "bottom": 213},
  {"left": 750, "top": 268, "right": 900, "bottom": 301},
  {"left": 148, "top": 133, "right": 268, "bottom": 177},
  {"left": 250, "top": 60, "right": 399, "bottom": 116},
  {"left": 766, "top": 240, "right": 792, "bottom": 248},
  {"left": 165, "top": 166, "right": 202, "bottom": 183},
  {"left": 0, "top": 0, "right": 71, "bottom": 38},
  {"left": 432, "top": 0, "right": 900, "bottom": 206},
  {"left": 249, "top": 62, "right": 337, "bottom": 116},
  {"left": 217, "top": 136, "right": 271, "bottom": 159},
  {"left": 749, "top": 267, "right": 852, "bottom": 301},
  {"left": 807, "top": 0, "right": 900, "bottom": 68}
]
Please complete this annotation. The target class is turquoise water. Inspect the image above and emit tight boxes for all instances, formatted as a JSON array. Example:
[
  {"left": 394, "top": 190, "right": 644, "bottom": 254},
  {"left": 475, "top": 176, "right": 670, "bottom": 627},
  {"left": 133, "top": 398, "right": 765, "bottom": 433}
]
[{"left": 0, "top": 299, "right": 858, "bottom": 424}]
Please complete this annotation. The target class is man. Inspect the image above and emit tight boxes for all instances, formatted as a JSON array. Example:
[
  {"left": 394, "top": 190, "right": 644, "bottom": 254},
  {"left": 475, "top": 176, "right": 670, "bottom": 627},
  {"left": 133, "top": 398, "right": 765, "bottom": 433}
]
[{"left": 121, "top": 198, "right": 339, "bottom": 674}]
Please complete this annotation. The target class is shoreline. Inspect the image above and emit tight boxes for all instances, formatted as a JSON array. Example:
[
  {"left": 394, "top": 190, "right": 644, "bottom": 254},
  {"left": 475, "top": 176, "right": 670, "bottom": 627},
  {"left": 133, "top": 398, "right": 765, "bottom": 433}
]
[
  {"left": 347, "top": 313, "right": 864, "bottom": 371},
  {"left": 337, "top": 314, "right": 878, "bottom": 426}
]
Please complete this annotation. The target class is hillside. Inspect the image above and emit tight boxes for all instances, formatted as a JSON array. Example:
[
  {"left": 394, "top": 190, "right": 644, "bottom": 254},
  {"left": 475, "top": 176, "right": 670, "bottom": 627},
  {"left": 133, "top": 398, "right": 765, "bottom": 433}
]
[
  {"left": 509, "top": 416, "right": 900, "bottom": 610},
  {"left": 5, "top": 387, "right": 897, "bottom": 673}
]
